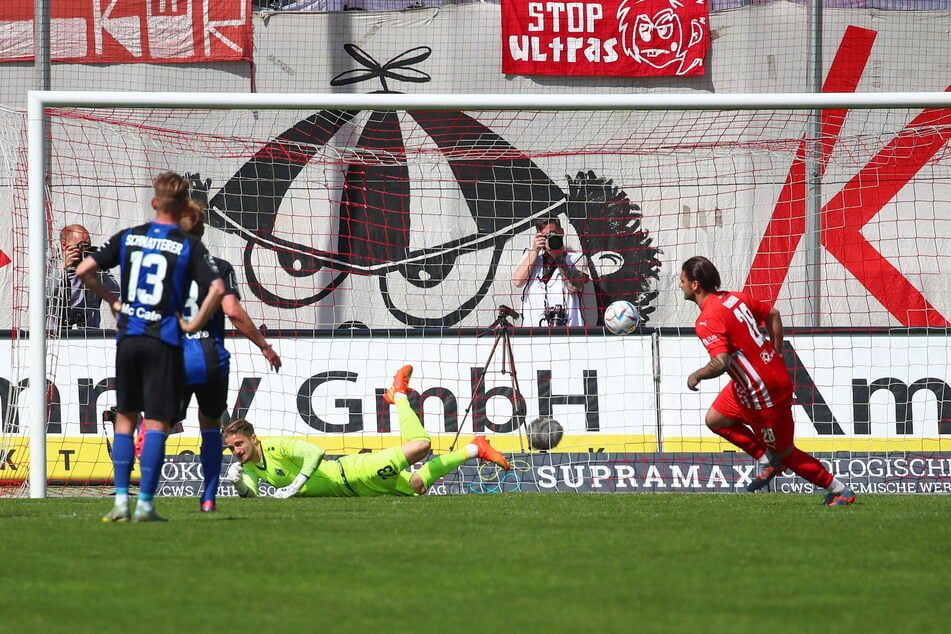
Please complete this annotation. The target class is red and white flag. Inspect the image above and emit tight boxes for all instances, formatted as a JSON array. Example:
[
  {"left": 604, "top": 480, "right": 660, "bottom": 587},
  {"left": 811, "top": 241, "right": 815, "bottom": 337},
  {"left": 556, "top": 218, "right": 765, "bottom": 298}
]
[
  {"left": 502, "top": 0, "right": 709, "bottom": 77},
  {"left": 0, "top": 0, "right": 251, "bottom": 64}
]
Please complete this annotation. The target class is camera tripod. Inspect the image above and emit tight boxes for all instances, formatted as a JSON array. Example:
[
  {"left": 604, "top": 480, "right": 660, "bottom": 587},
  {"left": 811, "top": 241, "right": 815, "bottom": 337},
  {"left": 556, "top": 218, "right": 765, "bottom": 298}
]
[{"left": 449, "top": 305, "right": 528, "bottom": 452}]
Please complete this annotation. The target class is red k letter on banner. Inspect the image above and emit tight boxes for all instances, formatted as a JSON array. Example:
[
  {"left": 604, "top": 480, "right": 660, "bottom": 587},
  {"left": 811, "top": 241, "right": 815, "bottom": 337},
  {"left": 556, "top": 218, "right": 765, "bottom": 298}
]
[
  {"left": 745, "top": 25, "right": 950, "bottom": 327},
  {"left": 0, "top": 1, "right": 251, "bottom": 63},
  {"left": 501, "top": 0, "right": 708, "bottom": 77}
]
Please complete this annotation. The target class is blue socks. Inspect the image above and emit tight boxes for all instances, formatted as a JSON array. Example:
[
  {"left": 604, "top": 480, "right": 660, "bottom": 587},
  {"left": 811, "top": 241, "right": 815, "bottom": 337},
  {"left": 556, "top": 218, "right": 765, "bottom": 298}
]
[
  {"left": 200, "top": 429, "right": 222, "bottom": 503},
  {"left": 118, "top": 428, "right": 222, "bottom": 507},
  {"left": 137, "top": 430, "right": 168, "bottom": 502},
  {"left": 112, "top": 432, "right": 134, "bottom": 502}
]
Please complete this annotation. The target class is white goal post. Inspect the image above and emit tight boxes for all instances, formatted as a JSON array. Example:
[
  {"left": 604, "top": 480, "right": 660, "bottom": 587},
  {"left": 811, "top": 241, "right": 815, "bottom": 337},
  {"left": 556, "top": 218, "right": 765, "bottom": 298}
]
[{"left": 25, "top": 90, "right": 951, "bottom": 498}]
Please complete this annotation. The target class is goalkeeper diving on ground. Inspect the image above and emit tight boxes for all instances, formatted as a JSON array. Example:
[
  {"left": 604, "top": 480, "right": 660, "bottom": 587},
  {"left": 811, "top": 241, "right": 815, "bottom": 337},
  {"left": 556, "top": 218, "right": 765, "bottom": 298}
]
[{"left": 223, "top": 365, "right": 510, "bottom": 498}]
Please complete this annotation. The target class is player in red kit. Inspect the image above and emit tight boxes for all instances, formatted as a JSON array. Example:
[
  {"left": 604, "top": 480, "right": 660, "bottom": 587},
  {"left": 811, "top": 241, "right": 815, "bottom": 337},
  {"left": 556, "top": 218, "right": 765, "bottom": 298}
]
[{"left": 679, "top": 256, "right": 855, "bottom": 506}]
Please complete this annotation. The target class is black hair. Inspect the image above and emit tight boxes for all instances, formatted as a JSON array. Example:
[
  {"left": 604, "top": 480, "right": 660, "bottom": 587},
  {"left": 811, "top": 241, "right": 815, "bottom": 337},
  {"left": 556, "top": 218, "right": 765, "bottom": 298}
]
[
  {"left": 534, "top": 217, "right": 562, "bottom": 232},
  {"left": 681, "top": 256, "right": 721, "bottom": 293}
]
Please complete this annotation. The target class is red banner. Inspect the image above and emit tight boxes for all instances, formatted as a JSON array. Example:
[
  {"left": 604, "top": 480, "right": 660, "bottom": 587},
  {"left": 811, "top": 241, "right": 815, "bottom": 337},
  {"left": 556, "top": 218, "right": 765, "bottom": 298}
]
[
  {"left": 0, "top": 1, "right": 251, "bottom": 63},
  {"left": 501, "top": 0, "right": 709, "bottom": 77}
]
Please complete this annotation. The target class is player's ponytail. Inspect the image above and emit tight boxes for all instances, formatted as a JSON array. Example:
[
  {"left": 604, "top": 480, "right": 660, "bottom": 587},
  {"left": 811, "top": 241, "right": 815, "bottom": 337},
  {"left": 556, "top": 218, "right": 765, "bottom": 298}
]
[{"left": 180, "top": 199, "right": 207, "bottom": 238}]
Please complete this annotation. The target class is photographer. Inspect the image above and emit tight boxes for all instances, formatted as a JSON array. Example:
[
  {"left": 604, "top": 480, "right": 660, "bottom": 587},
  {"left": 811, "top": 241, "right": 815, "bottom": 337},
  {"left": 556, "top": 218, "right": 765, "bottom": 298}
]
[
  {"left": 47, "top": 224, "right": 119, "bottom": 330},
  {"left": 512, "top": 217, "right": 589, "bottom": 328}
]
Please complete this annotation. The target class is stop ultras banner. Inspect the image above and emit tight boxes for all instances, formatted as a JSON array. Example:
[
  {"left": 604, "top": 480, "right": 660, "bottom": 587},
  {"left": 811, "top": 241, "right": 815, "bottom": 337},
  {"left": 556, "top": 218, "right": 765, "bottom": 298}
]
[
  {"left": 0, "top": 0, "right": 251, "bottom": 63},
  {"left": 501, "top": 0, "right": 709, "bottom": 77}
]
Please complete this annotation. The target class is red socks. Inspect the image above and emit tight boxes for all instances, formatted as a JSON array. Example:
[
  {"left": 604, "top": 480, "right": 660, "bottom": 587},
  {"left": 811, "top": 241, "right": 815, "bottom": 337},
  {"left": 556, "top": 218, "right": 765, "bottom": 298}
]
[
  {"left": 710, "top": 424, "right": 766, "bottom": 459},
  {"left": 711, "top": 424, "right": 836, "bottom": 490},
  {"left": 780, "top": 448, "right": 834, "bottom": 488}
]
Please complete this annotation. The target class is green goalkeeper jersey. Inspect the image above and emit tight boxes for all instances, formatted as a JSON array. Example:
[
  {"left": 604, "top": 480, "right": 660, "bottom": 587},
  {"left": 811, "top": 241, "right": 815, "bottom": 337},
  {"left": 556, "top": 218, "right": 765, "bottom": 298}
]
[{"left": 238, "top": 437, "right": 350, "bottom": 497}]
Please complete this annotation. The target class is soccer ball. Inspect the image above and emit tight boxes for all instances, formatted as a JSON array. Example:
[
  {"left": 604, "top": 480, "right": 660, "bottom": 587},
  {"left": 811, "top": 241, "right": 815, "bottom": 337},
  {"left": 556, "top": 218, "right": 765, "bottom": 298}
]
[
  {"left": 604, "top": 300, "right": 641, "bottom": 335},
  {"left": 527, "top": 416, "right": 564, "bottom": 451}
]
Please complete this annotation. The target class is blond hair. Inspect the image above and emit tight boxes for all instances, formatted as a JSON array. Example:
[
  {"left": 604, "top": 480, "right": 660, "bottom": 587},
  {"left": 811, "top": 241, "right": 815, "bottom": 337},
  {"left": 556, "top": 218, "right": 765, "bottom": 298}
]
[
  {"left": 180, "top": 199, "right": 207, "bottom": 238},
  {"left": 152, "top": 172, "right": 190, "bottom": 214},
  {"left": 222, "top": 418, "right": 256, "bottom": 438}
]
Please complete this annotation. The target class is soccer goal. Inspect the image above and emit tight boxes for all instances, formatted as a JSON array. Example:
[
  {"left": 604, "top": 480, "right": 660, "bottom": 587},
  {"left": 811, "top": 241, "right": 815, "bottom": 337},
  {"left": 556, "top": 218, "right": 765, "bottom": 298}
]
[{"left": 8, "top": 91, "right": 951, "bottom": 498}]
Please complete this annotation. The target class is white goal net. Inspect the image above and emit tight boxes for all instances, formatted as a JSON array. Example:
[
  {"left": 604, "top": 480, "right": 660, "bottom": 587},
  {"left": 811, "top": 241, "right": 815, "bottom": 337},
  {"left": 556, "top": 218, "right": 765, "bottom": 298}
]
[{"left": 3, "top": 92, "right": 950, "bottom": 497}]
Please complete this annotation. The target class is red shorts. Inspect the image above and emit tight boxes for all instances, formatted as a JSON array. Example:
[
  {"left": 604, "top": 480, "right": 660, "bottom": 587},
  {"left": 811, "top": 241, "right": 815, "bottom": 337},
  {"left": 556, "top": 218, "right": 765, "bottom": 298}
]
[{"left": 711, "top": 384, "right": 794, "bottom": 452}]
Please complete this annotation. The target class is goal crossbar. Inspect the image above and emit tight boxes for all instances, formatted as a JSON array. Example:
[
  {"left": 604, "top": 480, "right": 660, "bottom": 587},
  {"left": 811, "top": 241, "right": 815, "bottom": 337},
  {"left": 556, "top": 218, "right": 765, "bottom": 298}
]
[{"left": 26, "top": 90, "right": 951, "bottom": 112}]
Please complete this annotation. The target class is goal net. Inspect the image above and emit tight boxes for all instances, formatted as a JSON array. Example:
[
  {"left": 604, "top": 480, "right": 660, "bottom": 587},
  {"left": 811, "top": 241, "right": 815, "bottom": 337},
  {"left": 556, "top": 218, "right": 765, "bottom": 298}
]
[{"left": 4, "top": 92, "right": 951, "bottom": 497}]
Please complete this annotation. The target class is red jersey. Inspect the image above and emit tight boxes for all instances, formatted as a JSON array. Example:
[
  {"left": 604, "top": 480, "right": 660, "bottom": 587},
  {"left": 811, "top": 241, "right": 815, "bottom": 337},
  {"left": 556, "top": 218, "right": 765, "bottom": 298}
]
[{"left": 694, "top": 291, "right": 792, "bottom": 410}]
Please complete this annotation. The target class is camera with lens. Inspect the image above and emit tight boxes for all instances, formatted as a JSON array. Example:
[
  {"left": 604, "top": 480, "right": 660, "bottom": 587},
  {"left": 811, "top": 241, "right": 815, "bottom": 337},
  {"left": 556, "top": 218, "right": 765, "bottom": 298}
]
[
  {"left": 488, "top": 304, "right": 521, "bottom": 329},
  {"left": 67, "top": 241, "right": 96, "bottom": 271},
  {"left": 541, "top": 232, "right": 564, "bottom": 251},
  {"left": 541, "top": 304, "right": 568, "bottom": 327},
  {"left": 497, "top": 304, "right": 521, "bottom": 321},
  {"left": 102, "top": 406, "right": 118, "bottom": 423}
]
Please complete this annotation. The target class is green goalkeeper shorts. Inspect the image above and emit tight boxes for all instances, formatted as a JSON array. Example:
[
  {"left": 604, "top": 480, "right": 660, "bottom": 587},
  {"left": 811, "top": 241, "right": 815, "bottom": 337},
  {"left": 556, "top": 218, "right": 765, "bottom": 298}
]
[{"left": 337, "top": 446, "right": 415, "bottom": 497}]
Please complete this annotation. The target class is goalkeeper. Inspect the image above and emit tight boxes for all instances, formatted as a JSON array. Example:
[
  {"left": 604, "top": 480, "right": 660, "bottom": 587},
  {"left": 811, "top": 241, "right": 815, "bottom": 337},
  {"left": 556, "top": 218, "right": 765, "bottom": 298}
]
[{"left": 223, "top": 365, "right": 510, "bottom": 498}]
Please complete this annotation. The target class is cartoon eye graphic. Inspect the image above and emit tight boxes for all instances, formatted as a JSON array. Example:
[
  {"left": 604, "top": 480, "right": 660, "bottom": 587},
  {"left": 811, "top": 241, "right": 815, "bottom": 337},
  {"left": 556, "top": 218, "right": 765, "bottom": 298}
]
[
  {"left": 241, "top": 239, "right": 348, "bottom": 308},
  {"left": 379, "top": 240, "right": 508, "bottom": 327},
  {"left": 639, "top": 22, "right": 654, "bottom": 41},
  {"left": 371, "top": 109, "right": 565, "bottom": 326},
  {"left": 656, "top": 23, "right": 673, "bottom": 39},
  {"left": 202, "top": 46, "right": 661, "bottom": 328},
  {"left": 588, "top": 251, "right": 626, "bottom": 278}
]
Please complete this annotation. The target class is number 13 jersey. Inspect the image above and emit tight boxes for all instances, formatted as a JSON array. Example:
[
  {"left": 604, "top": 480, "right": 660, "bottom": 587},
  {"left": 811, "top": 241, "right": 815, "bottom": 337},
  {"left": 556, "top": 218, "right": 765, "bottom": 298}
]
[
  {"left": 694, "top": 291, "right": 792, "bottom": 410},
  {"left": 93, "top": 221, "right": 220, "bottom": 346}
]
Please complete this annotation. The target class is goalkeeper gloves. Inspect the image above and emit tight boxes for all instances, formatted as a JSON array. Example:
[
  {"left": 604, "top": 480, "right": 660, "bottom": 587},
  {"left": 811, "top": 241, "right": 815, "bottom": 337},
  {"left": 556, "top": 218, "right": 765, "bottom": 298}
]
[
  {"left": 273, "top": 473, "right": 309, "bottom": 499},
  {"left": 225, "top": 461, "right": 250, "bottom": 496}
]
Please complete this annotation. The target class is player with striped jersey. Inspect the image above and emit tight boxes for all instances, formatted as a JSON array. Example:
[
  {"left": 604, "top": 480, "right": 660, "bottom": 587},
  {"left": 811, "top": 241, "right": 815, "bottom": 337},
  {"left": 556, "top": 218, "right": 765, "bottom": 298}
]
[
  {"left": 679, "top": 256, "right": 855, "bottom": 506},
  {"left": 76, "top": 171, "right": 226, "bottom": 522},
  {"left": 176, "top": 200, "right": 281, "bottom": 513},
  {"left": 222, "top": 365, "right": 510, "bottom": 499}
]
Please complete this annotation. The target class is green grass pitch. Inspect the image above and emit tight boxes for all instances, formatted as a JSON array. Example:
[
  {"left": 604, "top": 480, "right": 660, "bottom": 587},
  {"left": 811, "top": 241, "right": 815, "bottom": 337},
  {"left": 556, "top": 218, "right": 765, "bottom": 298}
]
[{"left": 0, "top": 494, "right": 945, "bottom": 633}]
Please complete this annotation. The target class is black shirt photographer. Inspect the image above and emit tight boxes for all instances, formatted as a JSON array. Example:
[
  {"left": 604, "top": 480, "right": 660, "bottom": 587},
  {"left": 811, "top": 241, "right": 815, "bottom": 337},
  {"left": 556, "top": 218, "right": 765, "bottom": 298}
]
[
  {"left": 47, "top": 224, "right": 119, "bottom": 331},
  {"left": 512, "top": 217, "right": 589, "bottom": 328}
]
